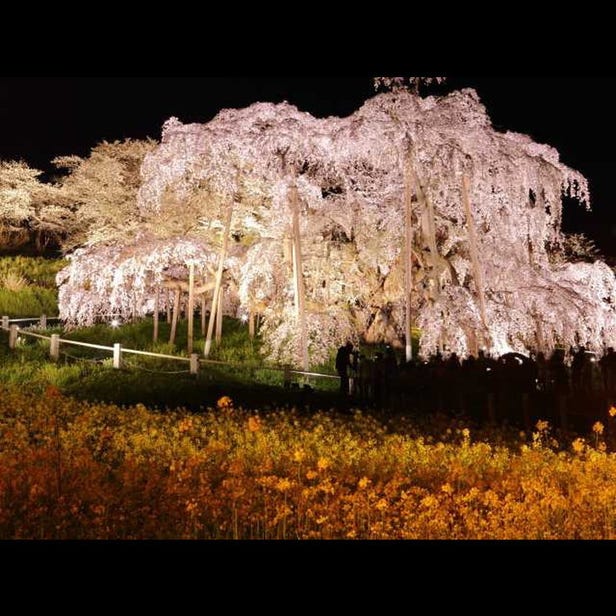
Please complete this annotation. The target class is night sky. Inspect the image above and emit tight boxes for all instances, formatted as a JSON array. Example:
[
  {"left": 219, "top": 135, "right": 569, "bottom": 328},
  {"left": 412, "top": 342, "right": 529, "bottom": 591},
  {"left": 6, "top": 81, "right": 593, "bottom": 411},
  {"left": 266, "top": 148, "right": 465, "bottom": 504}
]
[{"left": 1, "top": 77, "right": 614, "bottom": 258}]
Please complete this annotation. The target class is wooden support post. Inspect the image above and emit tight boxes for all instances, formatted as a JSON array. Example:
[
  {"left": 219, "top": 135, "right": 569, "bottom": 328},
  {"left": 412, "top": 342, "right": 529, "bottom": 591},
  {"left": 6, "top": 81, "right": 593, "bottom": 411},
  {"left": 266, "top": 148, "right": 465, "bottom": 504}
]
[
  {"left": 169, "top": 288, "right": 180, "bottom": 345},
  {"left": 8, "top": 324, "right": 18, "bottom": 349},
  {"left": 249, "top": 310, "right": 255, "bottom": 339},
  {"left": 166, "top": 292, "right": 172, "bottom": 322},
  {"left": 422, "top": 190, "right": 441, "bottom": 301},
  {"left": 153, "top": 288, "right": 159, "bottom": 343},
  {"left": 201, "top": 294, "right": 207, "bottom": 337},
  {"left": 534, "top": 312, "right": 545, "bottom": 354},
  {"left": 1, "top": 316, "right": 8, "bottom": 331},
  {"left": 187, "top": 263, "right": 195, "bottom": 354},
  {"left": 40, "top": 314, "right": 47, "bottom": 329},
  {"left": 205, "top": 205, "right": 233, "bottom": 358},
  {"left": 290, "top": 182, "right": 309, "bottom": 371},
  {"left": 113, "top": 343, "right": 122, "bottom": 369},
  {"left": 215, "top": 288, "right": 223, "bottom": 345},
  {"left": 50, "top": 334, "right": 60, "bottom": 361},
  {"left": 462, "top": 175, "right": 489, "bottom": 334},
  {"left": 403, "top": 151, "right": 414, "bottom": 363},
  {"left": 189, "top": 353, "right": 199, "bottom": 375}
]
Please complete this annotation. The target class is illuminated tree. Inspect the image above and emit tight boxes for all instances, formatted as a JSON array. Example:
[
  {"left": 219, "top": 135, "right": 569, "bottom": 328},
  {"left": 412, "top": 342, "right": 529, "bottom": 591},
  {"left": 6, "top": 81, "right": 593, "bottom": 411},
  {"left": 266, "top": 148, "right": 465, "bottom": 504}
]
[
  {"left": 58, "top": 87, "right": 616, "bottom": 366},
  {"left": 53, "top": 138, "right": 157, "bottom": 250},
  {"left": 0, "top": 160, "right": 71, "bottom": 252}
]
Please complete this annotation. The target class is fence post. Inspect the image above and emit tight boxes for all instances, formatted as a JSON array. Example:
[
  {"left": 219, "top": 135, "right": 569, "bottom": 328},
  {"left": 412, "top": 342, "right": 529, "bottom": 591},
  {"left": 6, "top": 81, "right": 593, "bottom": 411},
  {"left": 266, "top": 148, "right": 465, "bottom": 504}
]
[
  {"left": 39, "top": 314, "right": 47, "bottom": 329},
  {"left": 113, "top": 343, "right": 122, "bottom": 369},
  {"left": 1, "top": 316, "right": 8, "bottom": 331},
  {"left": 190, "top": 353, "right": 199, "bottom": 375},
  {"left": 283, "top": 364, "right": 291, "bottom": 388},
  {"left": 8, "top": 324, "right": 18, "bottom": 349},
  {"left": 50, "top": 334, "right": 60, "bottom": 361}
]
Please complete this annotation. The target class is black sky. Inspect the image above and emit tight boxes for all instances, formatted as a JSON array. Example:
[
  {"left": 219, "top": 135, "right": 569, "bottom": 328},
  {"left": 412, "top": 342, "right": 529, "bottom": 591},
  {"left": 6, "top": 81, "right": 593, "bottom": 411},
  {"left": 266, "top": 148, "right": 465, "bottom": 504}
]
[{"left": 1, "top": 77, "right": 614, "bottom": 258}]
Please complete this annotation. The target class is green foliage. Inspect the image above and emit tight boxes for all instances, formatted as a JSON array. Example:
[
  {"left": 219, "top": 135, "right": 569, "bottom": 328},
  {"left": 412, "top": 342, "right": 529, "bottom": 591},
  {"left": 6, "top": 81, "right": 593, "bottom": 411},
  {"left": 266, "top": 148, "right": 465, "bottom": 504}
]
[
  {"left": 0, "top": 256, "right": 65, "bottom": 317},
  {"left": 0, "top": 317, "right": 340, "bottom": 410},
  {"left": 0, "top": 256, "right": 67, "bottom": 289},
  {"left": 0, "top": 287, "right": 58, "bottom": 317}
]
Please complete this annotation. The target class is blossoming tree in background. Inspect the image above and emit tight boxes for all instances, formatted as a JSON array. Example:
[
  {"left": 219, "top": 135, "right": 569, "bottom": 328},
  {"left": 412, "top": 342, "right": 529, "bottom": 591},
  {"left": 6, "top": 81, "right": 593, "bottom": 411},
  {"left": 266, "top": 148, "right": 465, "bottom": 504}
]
[{"left": 57, "top": 84, "right": 616, "bottom": 368}]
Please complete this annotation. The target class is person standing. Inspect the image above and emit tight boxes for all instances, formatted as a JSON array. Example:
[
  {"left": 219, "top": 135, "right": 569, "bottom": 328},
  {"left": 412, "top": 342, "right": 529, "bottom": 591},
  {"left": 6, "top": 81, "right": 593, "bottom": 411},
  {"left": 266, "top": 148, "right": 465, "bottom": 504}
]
[{"left": 335, "top": 341, "right": 354, "bottom": 395}]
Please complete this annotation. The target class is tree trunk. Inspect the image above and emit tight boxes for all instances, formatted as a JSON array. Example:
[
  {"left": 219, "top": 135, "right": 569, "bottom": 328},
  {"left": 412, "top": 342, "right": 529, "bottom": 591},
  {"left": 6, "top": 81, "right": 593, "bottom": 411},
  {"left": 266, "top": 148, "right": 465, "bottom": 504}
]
[
  {"left": 201, "top": 294, "right": 207, "bottom": 336},
  {"left": 166, "top": 292, "right": 172, "bottom": 322},
  {"left": 403, "top": 153, "right": 414, "bottom": 362},
  {"left": 153, "top": 288, "right": 159, "bottom": 343},
  {"left": 290, "top": 182, "right": 309, "bottom": 371},
  {"left": 534, "top": 310, "right": 545, "bottom": 353},
  {"left": 462, "top": 175, "right": 489, "bottom": 335},
  {"left": 423, "top": 189, "right": 441, "bottom": 300},
  {"left": 187, "top": 262, "right": 195, "bottom": 354},
  {"left": 169, "top": 288, "right": 181, "bottom": 345},
  {"left": 204, "top": 206, "right": 233, "bottom": 358},
  {"left": 249, "top": 310, "right": 255, "bottom": 339},
  {"left": 215, "top": 287, "right": 223, "bottom": 345}
]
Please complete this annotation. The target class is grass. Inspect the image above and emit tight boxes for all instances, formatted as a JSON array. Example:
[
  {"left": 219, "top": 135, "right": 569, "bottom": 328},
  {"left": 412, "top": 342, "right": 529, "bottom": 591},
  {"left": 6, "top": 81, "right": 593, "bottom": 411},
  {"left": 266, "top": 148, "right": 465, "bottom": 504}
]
[
  {"left": 0, "top": 256, "right": 66, "bottom": 317},
  {"left": 0, "top": 316, "right": 342, "bottom": 410},
  {"left": 0, "top": 254, "right": 421, "bottom": 409}
]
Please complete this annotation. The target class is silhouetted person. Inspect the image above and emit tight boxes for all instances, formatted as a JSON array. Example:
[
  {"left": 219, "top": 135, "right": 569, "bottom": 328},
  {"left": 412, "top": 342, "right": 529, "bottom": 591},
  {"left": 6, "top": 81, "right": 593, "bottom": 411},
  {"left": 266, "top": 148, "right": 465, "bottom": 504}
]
[
  {"left": 383, "top": 346, "right": 399, "bottom": 407},
  {"left": 350, "top": 350, "right": 360, "bottom": 396},
  {"left": 600, "top": 347, "right": 616, "bottom": 401},
  {"left": 335, "top": 342, "right": 354, "bottom": 396},
  {"left": 373, "top": 352, "right": 386, "bottom": 405},
  {"left": 571, "top": 346, "right": 588, "bottom": 392},
  {"left": 535, "top": 351, "right": 548, "bottom": 391},
  {"left": 548, "top": 349, "right": 569, "bottom": 393}
]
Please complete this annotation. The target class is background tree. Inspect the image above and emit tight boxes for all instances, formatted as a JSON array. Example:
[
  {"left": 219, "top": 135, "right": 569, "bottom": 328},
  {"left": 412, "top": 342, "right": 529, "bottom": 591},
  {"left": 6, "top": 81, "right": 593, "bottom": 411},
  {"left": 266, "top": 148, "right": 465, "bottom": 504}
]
[
  {"left": 0, "top": 160, "right": 71, "bottom": 254},
  {"left": 53, "top": 138, "right": 157, "bottom": 250}
]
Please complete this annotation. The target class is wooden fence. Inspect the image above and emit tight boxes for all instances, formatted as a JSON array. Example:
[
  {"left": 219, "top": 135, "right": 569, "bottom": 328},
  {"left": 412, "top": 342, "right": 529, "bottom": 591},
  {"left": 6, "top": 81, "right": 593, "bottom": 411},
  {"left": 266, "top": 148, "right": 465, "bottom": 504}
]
[{"left": 0, "top": 315, "right": 340, "bottom": 384}]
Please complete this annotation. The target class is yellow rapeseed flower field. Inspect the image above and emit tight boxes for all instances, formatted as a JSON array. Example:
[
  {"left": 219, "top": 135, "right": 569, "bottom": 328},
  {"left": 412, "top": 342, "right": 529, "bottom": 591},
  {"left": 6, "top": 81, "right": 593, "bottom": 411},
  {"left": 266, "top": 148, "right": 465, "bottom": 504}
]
[{"left": 1, "top": 385, "right": 616, "bottom": 539}]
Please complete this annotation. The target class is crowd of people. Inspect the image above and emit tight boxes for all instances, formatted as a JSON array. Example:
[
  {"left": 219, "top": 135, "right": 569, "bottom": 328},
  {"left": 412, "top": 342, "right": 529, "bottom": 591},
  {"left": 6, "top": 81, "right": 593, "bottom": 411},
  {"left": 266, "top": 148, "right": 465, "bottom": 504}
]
[{"left": 335, "top": 342, "right": 616, "bottom": 421}]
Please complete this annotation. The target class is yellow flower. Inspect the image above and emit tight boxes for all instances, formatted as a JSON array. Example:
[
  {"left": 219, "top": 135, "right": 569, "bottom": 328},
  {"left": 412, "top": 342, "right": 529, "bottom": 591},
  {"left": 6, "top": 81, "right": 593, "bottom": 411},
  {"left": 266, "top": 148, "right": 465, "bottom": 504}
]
[
  {"left": 593, "top": 421, "right": 604, "bottom": 435},
  {"left": 609, "top": 406, "right": 616, "bottom": 418},
  {"left": 375, "top": 498, "right": 388, "bottom": 512},
  {"left": 317, "top": 457, "right": 330, "bottom": 471},
  {"left": 276, "top": 478, "right": 292, "bottom": 492},
  {"left": 292, "top": 449, "right": 305, "bottom": 463},
  {"left": 421, "top": 495, "right": 438, "bottom": 508},
  {"left": 247, "top": 416, "right": 262, "bottom": 432},
  {"left": 45, "top": 385, "right": 62, "bottom": 399},
  {"left": 217, "top": 396, "right": 233, "bottom": 410},
  {"left": 178, "top": 418, "right": 193, "bottom": 433},
  {"left": 572, "top": 438, "right": 585, "bottom": 454},
  {"left": 306, "top": 470, "right": 318, "bottom": 480},
  {"left": 441, "top": 483, "right": 453, "bottom": 495},
  {"left": 535, "top": 420, "right": 549, "bottom": 432},
  {"left": 358, "top": 476, "right": 371, "bottom": 490},
  {"left": 461, "top": 428, "right": 470, "bottom": 440}
]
